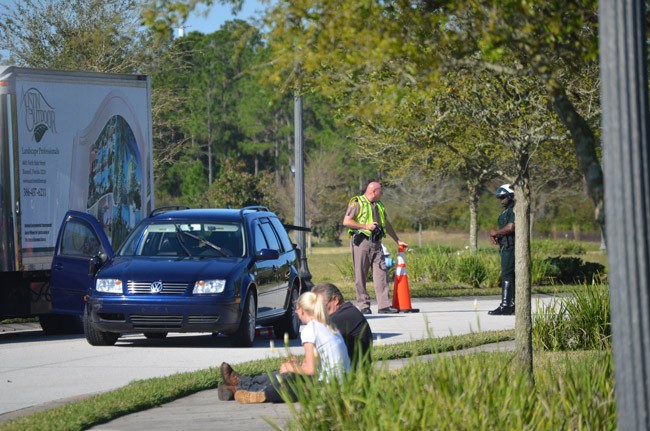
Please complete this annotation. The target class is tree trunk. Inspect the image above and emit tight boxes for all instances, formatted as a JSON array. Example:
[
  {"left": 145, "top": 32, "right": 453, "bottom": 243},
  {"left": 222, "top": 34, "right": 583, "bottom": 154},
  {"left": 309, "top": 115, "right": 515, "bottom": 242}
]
[
  {"left": 467, "top": 181, "right": 479, "bottom": 253},
  {"left": 207, "top": 91, "right": 213, "bottom": 185},
  {"left": 550, "top": 86, "right": 605, "bottom": 240},
  {"left": 514, "top": 162, "right": 533, "bottom": 379}
]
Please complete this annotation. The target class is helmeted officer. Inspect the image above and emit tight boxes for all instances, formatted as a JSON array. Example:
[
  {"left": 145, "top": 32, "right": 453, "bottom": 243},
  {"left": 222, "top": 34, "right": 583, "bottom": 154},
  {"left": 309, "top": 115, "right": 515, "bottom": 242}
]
[{"left": 488, "top": 184, "right": 515, "bottom": 315}]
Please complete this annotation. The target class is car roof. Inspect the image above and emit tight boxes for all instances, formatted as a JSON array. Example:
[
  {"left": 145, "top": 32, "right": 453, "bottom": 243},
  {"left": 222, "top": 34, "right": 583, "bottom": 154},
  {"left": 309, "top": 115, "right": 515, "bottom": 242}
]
[{"left": 147, "top": 207, "right": 276, "bottom": 223}]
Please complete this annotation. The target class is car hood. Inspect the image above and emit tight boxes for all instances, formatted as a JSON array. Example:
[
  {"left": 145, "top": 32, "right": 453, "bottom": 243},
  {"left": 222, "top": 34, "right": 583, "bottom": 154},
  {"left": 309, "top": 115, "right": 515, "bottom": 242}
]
[{"left": 97, "top": 256, "right": 247, "bottom": 282}]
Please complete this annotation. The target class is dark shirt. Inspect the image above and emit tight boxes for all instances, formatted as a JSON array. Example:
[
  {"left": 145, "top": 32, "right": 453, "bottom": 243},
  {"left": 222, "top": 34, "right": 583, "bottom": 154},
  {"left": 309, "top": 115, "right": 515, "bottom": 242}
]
[
  {"left": 497, "top": 202, "right": 515, "bottom": 247},
  {"left": 330, "top": 301, "right": 373, "bottom": 366},
  {"left": 498, "top": 202, "right": 515, "bottom": 230}
]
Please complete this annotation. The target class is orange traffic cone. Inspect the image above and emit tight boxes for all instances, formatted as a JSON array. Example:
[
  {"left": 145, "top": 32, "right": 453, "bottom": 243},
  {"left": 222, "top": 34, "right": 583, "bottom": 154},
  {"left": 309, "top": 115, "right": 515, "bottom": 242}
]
[{"left": 392, "top": 244, "right": 419, "bottom": 313}]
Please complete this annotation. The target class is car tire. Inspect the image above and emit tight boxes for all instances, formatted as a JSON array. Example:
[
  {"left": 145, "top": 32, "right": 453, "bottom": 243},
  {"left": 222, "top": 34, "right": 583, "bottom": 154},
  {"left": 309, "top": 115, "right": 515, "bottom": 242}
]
[
  {"left": 83, "top": 306, "right": 119, "bottom": 346},
  {"left": 230, "top": 289, "right": 256, "bottom": 347},
  {"left": 143, "top": 332, "right": 168, "bottom": 339},
  {"left": 273, "top": 284, "right": 300, "bottom": 340}
]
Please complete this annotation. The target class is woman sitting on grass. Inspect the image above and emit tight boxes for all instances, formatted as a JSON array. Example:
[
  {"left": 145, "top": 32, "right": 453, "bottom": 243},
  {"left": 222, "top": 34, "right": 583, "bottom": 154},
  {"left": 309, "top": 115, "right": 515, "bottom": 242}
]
[{"left": 219, "top": 291, "right": 351, "bottom": 403}]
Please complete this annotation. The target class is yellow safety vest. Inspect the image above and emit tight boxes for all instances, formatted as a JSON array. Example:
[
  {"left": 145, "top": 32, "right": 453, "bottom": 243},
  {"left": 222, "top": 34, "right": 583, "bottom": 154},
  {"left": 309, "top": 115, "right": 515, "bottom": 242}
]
[{"left": 347, "top": 195, "right": 386, "bottom": 237}]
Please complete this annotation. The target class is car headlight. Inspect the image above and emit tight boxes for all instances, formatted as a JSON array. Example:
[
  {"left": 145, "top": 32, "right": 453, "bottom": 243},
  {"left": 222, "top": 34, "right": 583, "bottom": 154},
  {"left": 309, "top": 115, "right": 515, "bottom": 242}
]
[
  {"left": 193, "top": 279, "right": 226, "bottom": 294},
  {"left": 96, "top": 278, "right": 123, "bottom": 294}
]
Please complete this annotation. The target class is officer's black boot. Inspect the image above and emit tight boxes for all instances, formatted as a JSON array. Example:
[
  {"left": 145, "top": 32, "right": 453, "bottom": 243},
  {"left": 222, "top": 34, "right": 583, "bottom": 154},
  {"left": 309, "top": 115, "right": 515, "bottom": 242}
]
[{"left": 488, "top": 281, "right": 514, "bottom": 315}]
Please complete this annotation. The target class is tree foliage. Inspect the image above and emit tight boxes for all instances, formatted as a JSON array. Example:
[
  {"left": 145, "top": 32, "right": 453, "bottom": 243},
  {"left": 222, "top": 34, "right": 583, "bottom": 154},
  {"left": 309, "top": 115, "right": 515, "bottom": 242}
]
[
  {"left": 0, "top": 0, "right": 604, "bottom": 246},
  {"left": 206, "top": 156, "right": 275, "bottom": 208},
  {"left": 0, "top": 0, "right": 149, "bottom": 72}
]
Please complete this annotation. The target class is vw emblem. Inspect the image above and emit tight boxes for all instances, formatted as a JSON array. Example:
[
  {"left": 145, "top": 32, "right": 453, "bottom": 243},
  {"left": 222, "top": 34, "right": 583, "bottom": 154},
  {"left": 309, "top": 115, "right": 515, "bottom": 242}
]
[{"left": 150, "top": 281, "right": 164, "bottom": 293}]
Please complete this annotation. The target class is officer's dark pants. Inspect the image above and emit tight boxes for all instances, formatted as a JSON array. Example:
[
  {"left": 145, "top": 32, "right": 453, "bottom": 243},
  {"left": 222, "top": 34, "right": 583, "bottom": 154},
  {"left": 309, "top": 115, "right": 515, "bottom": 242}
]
[{"left": 500, "top": 245, "right": 515, "bottom": 307}]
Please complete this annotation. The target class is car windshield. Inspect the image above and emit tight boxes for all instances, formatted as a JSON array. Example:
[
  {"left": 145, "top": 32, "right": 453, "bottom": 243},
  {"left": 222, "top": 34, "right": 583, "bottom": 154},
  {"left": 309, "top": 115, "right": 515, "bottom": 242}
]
[{"left": 117, "top": 222, "right": 245, "bottom": 258}]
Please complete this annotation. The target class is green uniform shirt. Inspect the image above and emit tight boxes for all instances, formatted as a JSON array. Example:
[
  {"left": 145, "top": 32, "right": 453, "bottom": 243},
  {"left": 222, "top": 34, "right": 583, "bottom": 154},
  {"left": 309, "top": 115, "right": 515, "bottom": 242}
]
[{"left": 498, "top": 202, "right": 515, "bottom": 247}]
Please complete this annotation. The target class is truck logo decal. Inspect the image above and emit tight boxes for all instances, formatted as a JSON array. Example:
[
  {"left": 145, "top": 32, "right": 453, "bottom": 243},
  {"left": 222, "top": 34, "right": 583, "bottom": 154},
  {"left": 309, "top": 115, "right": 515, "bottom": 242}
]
[
  {"left": 150, "top": 281, "right": 163, "bottom": 293},
  {"left": 22, "top": 88, "right": 57, "bottom": 142}
]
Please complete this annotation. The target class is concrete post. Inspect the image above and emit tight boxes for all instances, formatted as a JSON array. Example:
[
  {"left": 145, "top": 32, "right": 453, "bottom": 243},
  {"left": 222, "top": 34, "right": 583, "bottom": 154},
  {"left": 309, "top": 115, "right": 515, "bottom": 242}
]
[{"left": 600, "top": 0, "right": 650, "bottom": 428}]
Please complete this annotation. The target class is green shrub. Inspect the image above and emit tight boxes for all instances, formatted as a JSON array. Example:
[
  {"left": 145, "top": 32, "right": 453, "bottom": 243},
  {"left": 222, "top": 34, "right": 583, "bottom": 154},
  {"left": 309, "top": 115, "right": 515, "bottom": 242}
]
[{"left": 543, "top": 256, "right": 606, "bottom": 284}]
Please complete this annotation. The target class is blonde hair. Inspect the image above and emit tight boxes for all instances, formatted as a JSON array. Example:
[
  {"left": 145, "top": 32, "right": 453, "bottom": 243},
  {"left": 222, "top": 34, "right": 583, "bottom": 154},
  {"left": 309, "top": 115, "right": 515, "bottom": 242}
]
[{"left": 297, "top": 291, "right": 337, "bottom": 333}]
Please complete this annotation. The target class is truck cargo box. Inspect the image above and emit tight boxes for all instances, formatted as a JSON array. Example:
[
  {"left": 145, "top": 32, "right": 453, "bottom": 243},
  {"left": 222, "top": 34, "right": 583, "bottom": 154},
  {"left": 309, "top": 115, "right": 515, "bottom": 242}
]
[{"left": 0, "top": 66, "right": 154, "bottom": 321}]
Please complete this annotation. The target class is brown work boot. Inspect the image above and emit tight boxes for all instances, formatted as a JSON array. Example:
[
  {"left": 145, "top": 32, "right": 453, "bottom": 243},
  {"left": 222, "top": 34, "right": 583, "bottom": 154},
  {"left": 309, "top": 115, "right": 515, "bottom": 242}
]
[
  {"left": 217, "top": 383, "right": 236, "bottom": 401},
  {"left": 235, "top": 390, "right": 266, "bottom": 404},
  {"left": 220, "top": 362, "right": 241, "bottom": 386}
]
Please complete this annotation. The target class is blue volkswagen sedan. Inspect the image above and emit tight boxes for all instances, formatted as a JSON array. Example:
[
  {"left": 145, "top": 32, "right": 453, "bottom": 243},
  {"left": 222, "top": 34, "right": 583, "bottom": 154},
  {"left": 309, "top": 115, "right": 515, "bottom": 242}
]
[{"left": 49, "top": 206, "right": 303, "bottom": 347}]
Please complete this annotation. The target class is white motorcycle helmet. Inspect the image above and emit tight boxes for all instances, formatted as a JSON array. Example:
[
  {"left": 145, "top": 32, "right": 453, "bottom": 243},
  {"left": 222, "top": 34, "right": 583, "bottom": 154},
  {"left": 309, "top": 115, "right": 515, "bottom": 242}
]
[{"left": 495, "top": 184, "right": 514, "bottom": 198}]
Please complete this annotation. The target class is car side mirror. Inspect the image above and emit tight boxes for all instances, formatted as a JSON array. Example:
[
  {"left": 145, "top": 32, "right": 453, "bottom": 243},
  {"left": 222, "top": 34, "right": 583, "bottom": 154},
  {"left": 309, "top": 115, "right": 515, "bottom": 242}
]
[
  {"left": 256, "top": 248, "right": 280, "bottom": 261},
  {"left": 88, "top": 252, "right": 108, "bottom": 276}
]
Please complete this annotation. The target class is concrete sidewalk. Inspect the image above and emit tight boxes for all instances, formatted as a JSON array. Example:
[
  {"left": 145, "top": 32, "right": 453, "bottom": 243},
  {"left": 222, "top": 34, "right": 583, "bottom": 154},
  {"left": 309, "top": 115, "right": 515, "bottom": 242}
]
[{"left": 89, "top": 340, "right": 516, "bottom": 431}]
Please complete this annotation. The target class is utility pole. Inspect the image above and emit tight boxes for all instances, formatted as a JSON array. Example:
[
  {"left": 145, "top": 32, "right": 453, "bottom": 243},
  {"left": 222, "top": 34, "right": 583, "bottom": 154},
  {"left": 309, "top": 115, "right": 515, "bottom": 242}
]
[{"left": 294, "top": 93, "right": 313, "bottom": 289}]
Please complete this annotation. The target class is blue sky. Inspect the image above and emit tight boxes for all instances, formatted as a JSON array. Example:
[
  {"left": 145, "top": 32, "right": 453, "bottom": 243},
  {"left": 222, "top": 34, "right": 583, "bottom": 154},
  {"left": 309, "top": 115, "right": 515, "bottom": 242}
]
[{"left": 179, "top": 0, "right": 265, "bottom": 37}]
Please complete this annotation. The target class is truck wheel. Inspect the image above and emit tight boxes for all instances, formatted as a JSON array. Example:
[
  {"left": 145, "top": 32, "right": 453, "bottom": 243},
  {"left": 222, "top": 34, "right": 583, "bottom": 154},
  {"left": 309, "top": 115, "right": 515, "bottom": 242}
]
[
  {"left": 230, "top": 290, "right": 256, "bottom": 347},
  {"left": 83, "top": 307, "right": 119, "bottom": 346},
  {"left": 39, "top": 314, "right": 83, "bottom": 335},
  {"left": 273, "top": 284, "right": 300, "bottom": 340},
  {"left": 144, "top": 332, "right": 168, "bottom": 339}
]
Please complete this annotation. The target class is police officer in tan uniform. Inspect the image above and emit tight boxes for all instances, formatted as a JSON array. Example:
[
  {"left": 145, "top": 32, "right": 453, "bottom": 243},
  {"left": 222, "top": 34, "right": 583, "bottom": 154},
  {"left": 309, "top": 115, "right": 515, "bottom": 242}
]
[{"left": 343, "top": 182, "right": 407, "bottom": 314}]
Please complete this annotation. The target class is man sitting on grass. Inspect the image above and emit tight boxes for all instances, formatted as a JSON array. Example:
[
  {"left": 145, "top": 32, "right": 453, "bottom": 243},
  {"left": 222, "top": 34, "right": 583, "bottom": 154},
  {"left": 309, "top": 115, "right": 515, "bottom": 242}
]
[
  {"left": 218, "top": 291, "right": 350, "bottom": 403},
  {"left": 312, "top": 282, "right": 373, "bottom": 368}
]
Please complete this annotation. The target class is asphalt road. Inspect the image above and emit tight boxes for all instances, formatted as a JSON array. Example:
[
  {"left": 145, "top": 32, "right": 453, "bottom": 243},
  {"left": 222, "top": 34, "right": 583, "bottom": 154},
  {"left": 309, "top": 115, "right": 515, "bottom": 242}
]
[{"left": 0, "top": 296, "right": 556, "bottom": 425}]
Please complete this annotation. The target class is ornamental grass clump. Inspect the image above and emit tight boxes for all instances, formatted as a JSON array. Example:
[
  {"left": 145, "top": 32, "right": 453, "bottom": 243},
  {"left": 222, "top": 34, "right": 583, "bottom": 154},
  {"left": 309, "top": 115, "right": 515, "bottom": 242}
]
[
  {"left": 406, "top": 246, "right": 455, "bottom": 283},
  {"left": 450, "top": 254, "right": 489, "bottom": 288},
  {"left": 532, "top": 282, "right": 611, "bottom": 351},
  {"left": 280, "top": 350, "right": 615, "bottom": 430}
]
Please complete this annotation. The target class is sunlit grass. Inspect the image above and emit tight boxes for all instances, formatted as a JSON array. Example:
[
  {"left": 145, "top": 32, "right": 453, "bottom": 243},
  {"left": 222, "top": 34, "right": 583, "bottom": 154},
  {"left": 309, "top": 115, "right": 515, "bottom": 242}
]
[
  {"left": 0, "top": 331, "right": 514, "bottom": 431},
  {"left": 285, "top": 350, "right": 615, "bottom": 430}
]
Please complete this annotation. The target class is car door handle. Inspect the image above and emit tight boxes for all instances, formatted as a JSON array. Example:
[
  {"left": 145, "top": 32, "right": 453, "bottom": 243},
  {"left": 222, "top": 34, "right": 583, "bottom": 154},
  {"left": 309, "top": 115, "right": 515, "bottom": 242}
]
[{"left": 52, "top": 263, "right": 64, "bottom": 271}]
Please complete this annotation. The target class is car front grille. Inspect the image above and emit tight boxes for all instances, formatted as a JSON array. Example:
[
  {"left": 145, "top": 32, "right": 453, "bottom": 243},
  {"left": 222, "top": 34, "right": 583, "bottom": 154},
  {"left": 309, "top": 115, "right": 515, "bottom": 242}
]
[
  {"left": 187, "top": 315, "right": 220, "bottom": 324},
  {"left": 130, "top": 314, "right": 183, "bottom": 328},
  {"left": 127, "top": 281, "right": 188, "bottom": 295},
  {"left": 128, "top": 314, "right": 220, "bottom": 329}
]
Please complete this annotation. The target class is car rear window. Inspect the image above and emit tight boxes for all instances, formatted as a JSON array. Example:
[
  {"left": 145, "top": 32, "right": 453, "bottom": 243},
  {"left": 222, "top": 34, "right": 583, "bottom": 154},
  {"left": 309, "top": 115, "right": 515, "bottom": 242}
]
[
  {"left": 270, "top": 217, "right": 295, "bottom": 252},
  {"left": 259, "top": 218, "right": 281, "bottom": 251}
]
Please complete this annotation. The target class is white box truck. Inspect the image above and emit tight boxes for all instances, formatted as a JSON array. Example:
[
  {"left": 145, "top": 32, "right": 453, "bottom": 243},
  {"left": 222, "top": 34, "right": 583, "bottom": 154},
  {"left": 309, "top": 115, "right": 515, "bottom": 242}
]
[{"left": 0, "top": 66, "right": 154, "bottom": 332}]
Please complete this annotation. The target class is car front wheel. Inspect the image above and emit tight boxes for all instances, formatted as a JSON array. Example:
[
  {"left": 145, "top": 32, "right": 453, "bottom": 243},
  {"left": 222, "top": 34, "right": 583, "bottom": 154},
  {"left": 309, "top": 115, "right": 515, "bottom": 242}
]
[
  {"left": 230, "top": 289, "right": 256, "bottom": 347},
  {"left": 83, "top": 306, "right": 119, "bottom": 346}
]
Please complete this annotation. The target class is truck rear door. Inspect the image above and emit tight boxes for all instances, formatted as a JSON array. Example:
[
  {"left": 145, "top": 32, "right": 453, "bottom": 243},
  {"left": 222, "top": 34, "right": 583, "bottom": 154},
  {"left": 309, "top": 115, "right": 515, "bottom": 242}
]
[{"left": 50, "top": 211, "right": 114, "bottom": 315}]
